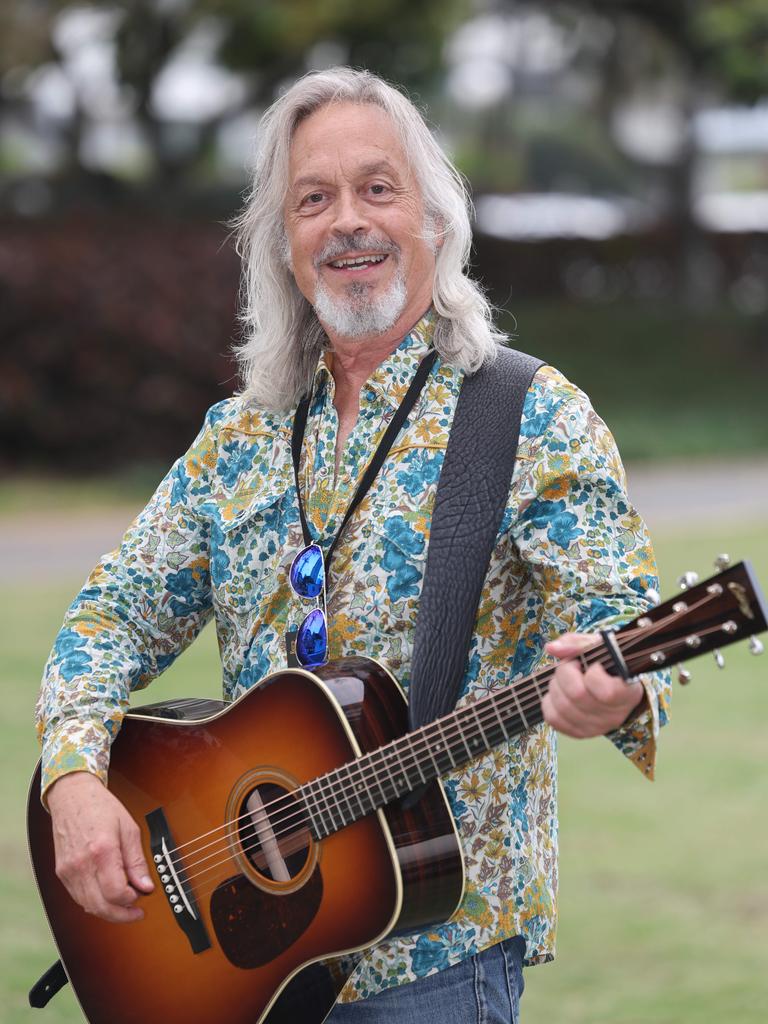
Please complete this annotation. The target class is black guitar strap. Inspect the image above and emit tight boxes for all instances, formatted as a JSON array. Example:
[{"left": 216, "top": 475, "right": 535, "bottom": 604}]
[{"left": 408, "top": 346, "right": 545, "bottom": 732}]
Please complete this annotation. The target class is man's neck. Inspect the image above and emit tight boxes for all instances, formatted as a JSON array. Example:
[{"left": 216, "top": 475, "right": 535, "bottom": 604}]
[
  {"left": 323, "top": 308, "right": 430, "bottom": 477},
  {"left": 325, "top": 305, "right": 431, "bottom": 402}
]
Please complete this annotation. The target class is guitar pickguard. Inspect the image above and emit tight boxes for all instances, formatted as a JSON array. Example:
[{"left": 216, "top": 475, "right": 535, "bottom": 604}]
[{"left": 210, "top": 867, "right": 324, "bottom": 969}]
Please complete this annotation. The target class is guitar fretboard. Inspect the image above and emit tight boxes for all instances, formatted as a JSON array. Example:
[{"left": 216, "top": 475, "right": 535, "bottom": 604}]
[{"left": 299, "top": 664, "right": 554, "bottom": 839}]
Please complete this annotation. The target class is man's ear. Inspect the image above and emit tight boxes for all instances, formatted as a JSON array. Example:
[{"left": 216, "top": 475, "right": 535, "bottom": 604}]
[{"left": 422, "top": 212, "right": 445, "bottom": 254}]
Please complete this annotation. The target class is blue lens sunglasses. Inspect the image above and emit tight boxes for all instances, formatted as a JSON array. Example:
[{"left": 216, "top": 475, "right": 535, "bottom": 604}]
[
  {"left": 288, "top": 542, "right": 328, "bottom": 668},
  {"left": 288, "top": 349, "right": 438, "bottom": 670}
]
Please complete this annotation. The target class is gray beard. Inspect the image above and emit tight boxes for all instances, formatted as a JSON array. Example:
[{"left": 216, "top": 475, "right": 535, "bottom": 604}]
[{"left": 313, "top": 265, "right": 407, "bottom": 339}]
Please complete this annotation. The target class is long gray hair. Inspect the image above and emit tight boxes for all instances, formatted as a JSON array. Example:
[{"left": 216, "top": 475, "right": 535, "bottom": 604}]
[{"left": 232, "top": 67, "right": 503, "bottom": 410}]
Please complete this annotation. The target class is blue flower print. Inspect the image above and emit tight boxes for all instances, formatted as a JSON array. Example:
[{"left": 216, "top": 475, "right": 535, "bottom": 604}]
[
  {"left": 522, "top": 498, "right": 584, "bottom": 549},
  {"left": 216, "top": 440, "right": 254, "bottom": 488},
  {"left": 170, "top": 462, "right": 191, "bottom": 507},
  {"left": 411, "top": 934, "right": 451, "bottom": 977},
  {"left": 385, "top": 560, "right": 421, "bottom": 603},
  {"left": 209, "top": 520, "right": 232, "bottom": 586},
  {"left": 53, "top": 628, "right": 93, "bottom": 682},
  {"left": 383, "top": 515, "right": 425, "bottom": 558},
  {"left": 395, "top": 449, "right": 441, "bottom": 498},
  {"left": 165, "top": 567, "right": 209, "bottom": 617},
  {"left": 520, "top": 391, "right": 558, "bottom": 437}
]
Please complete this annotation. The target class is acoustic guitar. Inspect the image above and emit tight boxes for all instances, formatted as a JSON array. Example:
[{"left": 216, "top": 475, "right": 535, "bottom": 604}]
[{"left": 27, "top": 560, "right": 766, "bottom": 1024}]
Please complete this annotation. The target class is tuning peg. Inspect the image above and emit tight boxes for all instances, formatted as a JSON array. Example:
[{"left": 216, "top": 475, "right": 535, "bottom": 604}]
[
  {"left": 749, "top": 636, "right": 764, "bottom": 656},
  {"left": 714, "top": 554, "right": 731, "bottom": 571},
  {"left": 713, "top": 649, "right": 725, "bottom": 669},
  {"left": 678, "top": 572, "right": 699, "bottom": 591},
  {"left": 677, "top": 666, "right": 692, "bottom": 685}
]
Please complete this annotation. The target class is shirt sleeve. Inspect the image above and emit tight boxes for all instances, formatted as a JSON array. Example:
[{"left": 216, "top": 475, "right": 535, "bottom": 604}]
[
  {"left": 510, "top": 376, "right": 671, "bottom": 780},
  {"left": 35, "top": 406, "right": 223, "bottom": 802}
]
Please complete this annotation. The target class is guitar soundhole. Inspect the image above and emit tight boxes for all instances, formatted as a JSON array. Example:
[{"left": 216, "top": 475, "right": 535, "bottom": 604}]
[{"left": 238, "top": 782, "right": 311, "bottom": 884}]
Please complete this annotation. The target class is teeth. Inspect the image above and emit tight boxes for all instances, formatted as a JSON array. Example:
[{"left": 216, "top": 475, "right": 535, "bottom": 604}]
[{"left": 330, "top": 254, "right": 386, "bottom": 268}]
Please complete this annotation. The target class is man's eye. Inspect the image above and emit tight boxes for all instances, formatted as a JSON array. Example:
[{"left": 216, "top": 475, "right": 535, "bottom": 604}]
[
  {"left": 369, "top": 183, "right": 389, "bottom": 196},
  {"left": 303, "top": 192, "right": 325, "bottom": 205}
]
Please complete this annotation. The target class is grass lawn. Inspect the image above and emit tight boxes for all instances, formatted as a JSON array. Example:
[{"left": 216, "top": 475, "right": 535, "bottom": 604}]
[
  {"left": 499, "top": 301, "right": 768, "bottom": 463},
  {"left": 1, "top": 520, "right": 766, "bottom": 1023}
]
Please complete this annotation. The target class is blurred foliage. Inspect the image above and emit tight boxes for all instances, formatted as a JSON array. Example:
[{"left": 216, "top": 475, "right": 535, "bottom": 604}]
[
  {"left": 0, "top": 215, "right": 238, "bottom": 471},
  {"left": 1, "top": 0, "right": 466, "bottom": 189},
  {"left": 574, "top": 0, "right": 768, "bottom": 100},
  {"left": 1, "top": 213, "right": 766, "bottom": 472}
]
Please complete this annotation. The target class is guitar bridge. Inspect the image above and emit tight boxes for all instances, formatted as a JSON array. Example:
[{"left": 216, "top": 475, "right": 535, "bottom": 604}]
[{"left": 146, "top": 808, "right": 211, "bottom": 954}]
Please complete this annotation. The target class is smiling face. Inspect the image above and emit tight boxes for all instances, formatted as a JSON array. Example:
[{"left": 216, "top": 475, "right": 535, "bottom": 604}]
[{"left": 283, "top": 102, "right": 437, "bottom": 344}]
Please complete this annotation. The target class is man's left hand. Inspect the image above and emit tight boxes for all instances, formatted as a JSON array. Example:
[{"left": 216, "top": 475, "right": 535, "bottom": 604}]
[{"left": 542, "top": 633, "right": 645, "bottom": 738}]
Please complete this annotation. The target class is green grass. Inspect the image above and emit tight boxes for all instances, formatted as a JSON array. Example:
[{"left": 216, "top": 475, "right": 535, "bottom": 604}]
[
  {"left": 500, "top": 301, "right": 768, "bottom": 462},
  {"left": 1, "top": 519, "right": 766, "bottom": 1022}
]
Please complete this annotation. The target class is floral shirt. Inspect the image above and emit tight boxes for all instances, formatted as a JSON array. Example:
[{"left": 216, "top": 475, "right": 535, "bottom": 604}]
[{"left": 37, "top": 313, "right": 670, "bottom": 1002}]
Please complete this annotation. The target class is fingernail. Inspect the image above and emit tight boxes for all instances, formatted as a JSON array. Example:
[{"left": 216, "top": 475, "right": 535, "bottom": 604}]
[{"left": 140, "top": 875, "right": 153, "bottom": 889}]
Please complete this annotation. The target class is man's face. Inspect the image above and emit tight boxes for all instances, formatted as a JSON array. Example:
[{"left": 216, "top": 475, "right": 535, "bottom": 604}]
[{"left": 283, "top": 102, "right": 437, "bottom": 340}]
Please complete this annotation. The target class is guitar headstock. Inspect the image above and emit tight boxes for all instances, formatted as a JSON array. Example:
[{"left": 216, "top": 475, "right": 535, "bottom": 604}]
[{"left": 616, "top": 559, "right": 767, "bottom": 682}]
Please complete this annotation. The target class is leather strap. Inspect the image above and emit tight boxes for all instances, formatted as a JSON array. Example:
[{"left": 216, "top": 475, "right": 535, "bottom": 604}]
[
  {"left": 29, "top": 959, "right": 68, "bottom": 1008},
  {"left": 408, "top": 347, "right": 545, "bottom": 730}
]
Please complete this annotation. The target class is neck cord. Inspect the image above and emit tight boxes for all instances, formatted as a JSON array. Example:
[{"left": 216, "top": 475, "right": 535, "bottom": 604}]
[{"left": 291, "top": 348, "right": 439, "bottom": 577}]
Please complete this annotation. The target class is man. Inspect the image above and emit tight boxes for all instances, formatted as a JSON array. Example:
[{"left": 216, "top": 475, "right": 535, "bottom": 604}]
[{"left": 37, "top": 67, "right": 670, "bottom": 1023}]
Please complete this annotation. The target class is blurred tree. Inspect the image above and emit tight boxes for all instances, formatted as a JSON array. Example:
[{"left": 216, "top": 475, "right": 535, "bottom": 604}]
[
  {"left": 566, "top": 0, "right": 768, "bottom": 300},
  {"left": 0, "top": 0, "right": 467, "bottom": 196}
]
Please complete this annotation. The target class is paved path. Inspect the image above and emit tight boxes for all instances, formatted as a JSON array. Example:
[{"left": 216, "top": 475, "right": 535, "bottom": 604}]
[{"left": 2, "top": 459, "right": 766, "bottom": 583}]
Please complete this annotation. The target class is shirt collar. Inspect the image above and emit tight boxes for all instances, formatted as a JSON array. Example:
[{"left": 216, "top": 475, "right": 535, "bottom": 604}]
[{"left": 312, "top": 309, "right": 437, "bottom": 409}]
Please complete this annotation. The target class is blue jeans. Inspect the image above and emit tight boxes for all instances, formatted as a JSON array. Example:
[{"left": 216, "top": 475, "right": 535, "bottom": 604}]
[{"left": 326, "top": 938, "right": 526, "bottom": 1024}]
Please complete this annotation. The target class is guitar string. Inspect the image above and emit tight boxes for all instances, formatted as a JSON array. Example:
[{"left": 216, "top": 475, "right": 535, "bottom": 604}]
[
  {"left": 169, "top": 588, "right": 713, "bottom": 864},
  {"left": 169, "top": 622, "right": 699, "bottom": 891},
  {"left": 169, "top": 646, "right": 603, "bottom": 880},
  {"left": 176, "top": 635, "right": 698, "bottom": 904},
  {"left": 177, "top": 619, "right": 730, "bottom": 903},
  {"left": 164, "top": 592, "right": 720, "bottom": 884}
]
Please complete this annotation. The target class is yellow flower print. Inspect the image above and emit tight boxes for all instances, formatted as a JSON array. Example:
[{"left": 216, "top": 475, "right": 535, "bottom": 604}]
[
  {"left": 459, "top": 772, "right": 488, "bottom": 803},
  {"left": 415, "top": 418, "right": 436, "bottom": 443}
]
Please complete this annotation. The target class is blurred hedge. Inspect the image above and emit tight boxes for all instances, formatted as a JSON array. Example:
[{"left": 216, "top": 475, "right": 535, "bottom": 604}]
[
  {"left": 1, "top": 214, "right": 765, "bottom": 473},
  {"left": 0, "top": 215, "right": 240, "bottom": 472}
]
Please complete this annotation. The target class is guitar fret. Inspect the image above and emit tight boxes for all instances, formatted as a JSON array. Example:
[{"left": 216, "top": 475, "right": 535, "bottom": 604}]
[
  {"left": 403, "top": 735, "right": 427, "bottom": 785},
  {"left": 326, "top": 778, "right": 346, "bottom": 832},
  {"left": 488, "top": 695, "right": 510, "bottom": 741},
  {"left": 468, "top": 703, "right": 491, "bottom": 753},
  {"left": 316, "top": 776, "right": 343, "bottom": 836},
  {"left": 421, "top": 725, "right": 443, "bottom": 776},
  {"left": 367, "top": 752, "right": 389, "bottom": 806},
  {"left": 334, "top": 765, "right": 356, "bottom": 827},
  {"left": 509, "top": 686, "right": 530, "bottom": 730},
  {"left": 300, "top": 784, "right": 321, "bottom": 839},
  {"left": 350, "top": 769, "right": 370, "bottom": 818},
  {"left": 435, "top": 720, "right": 458, "bottom": 769},
  {"left": 452, "top": 711, "right": 475, "bottom": 761},
  {"left": 303, "top": 781, "right": 326, "bottom": 839}
]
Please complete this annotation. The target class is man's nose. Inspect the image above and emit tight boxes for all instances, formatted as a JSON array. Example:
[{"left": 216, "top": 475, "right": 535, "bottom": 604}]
[{"left": 330, "top": 190, "right": 370, "bottom": 236}]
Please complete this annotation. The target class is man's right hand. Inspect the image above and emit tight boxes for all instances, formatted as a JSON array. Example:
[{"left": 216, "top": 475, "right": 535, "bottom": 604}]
[{"left": 46, "top": 772, "right": 154, "bottom": 923}]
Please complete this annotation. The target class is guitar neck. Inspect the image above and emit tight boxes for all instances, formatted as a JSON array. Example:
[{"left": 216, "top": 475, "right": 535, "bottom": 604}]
[
  {"left": 300, "top": 661, "right": 553, "bottom": 840},
  {"left": 300, "top": 559, "right": 767, "bottom": 840}
]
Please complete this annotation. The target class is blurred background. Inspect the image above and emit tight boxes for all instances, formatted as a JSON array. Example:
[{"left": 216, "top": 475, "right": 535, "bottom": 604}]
[{"left": 1, "top": 2, "right": 766, "bottom": 1022}]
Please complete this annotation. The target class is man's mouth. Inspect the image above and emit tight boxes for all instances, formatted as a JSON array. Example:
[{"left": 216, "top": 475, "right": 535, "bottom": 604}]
[{"left": 326, "top": 254, "right": 389, "bottom": 271}]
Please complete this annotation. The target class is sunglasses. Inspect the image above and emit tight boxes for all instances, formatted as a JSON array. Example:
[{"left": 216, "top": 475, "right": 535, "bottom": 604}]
[{"left": 288, "top": 543, "right": 328, "bottom": 667}]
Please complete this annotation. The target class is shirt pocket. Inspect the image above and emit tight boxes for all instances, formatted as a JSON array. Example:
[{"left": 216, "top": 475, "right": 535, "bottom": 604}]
[
  {"left": 355, "top": 443, "right": 445, "bottom": 617},
  {"left": 207, "top": 461, "right": 296, "bottom": 617}
]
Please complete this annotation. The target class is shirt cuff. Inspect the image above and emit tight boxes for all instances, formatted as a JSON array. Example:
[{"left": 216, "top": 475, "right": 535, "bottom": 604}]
[
  {"left": 606, "top": 676, "right": 660, "bottom": 781},
  {"left": 40, "top": 718, "right": 112, "bottom": 806}
]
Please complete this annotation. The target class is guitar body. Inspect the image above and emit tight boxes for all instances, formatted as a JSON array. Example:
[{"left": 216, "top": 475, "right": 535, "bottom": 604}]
[{"left": 28, "top": 657, "right": 464, "bottom": 1024}]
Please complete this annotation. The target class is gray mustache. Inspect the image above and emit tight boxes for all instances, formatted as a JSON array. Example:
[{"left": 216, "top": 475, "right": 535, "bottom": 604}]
[{"left": 314, "top": 234, "right": 400, "bottom": 266}]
